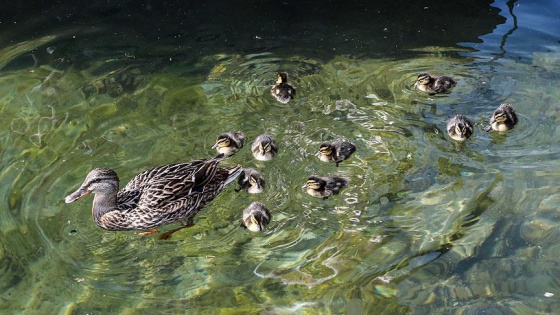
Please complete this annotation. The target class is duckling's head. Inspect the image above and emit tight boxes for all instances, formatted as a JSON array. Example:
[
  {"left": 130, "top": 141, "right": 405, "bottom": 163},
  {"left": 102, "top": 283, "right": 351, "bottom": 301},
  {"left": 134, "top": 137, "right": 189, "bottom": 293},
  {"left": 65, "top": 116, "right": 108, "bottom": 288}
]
[
  {"left": 65, "top": 168, "right": 119, "bottom": 203},
  {"left": 212, "top": 132, "right": 245, "bottom": 156},
  {"left": 242, "top": 202, "right": 271, "bottom": 232},
  {"left": 453, "top": 123, "right": 470, "bottom": 141},
  {"left": 318, "top": 142, "right": 335, "bottom": 157},
  {"left": 239, "top": 169, "right": 265, "bottom": 194},
  {"left": 247, "top": 174, "right": 264, "bottom": 194},
  {"left": 416, "top": 72, "right": 432, "bottom": 85},
  {"left": 304, "top": 176, "right": 326, "bottom": 191},
  {"left": 252, "top": 135, "right": 278, "bottom": 161},
  {"left": 277, "top": 72, "right": 289, "bottom": 84},
  {"left": 486, "top": 103, "right": 517, "bottom": 132},
  {"left": 447, "top": 115, "right": 473, "bottom": 142}
]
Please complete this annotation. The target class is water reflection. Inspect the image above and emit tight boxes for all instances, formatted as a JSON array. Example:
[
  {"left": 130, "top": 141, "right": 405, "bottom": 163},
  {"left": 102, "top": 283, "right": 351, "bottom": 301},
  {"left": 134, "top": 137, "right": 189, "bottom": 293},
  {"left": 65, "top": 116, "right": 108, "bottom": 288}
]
[{"left": 1, "top": 0, "right": 560, "bottom": 313}]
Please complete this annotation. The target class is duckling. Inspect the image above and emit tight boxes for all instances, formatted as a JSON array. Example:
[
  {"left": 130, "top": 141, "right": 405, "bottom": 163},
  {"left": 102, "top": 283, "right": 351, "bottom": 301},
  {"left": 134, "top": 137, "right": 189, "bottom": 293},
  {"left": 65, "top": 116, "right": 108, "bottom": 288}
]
[
  {"left": 235, "top": 168, "right": 265, "bottom": 194},
  {"left": 484, "top": 103, "right": 518, "bottom": 132},
  {"left": 251, "top": 134, "right": 278, "bottom": 161},
  {"left": 414, "top": 72, "right": 456, "bottom": 94},
  {"left": 241, "top": 201, "right": 271, "bottom": 232},
  {"left": 317, "top": 140, "right": 357, "bottom": 166},
  {"left": 271, "top": 72, "right": 296, "bottom": 103},
  {"left": 303, "top": 175, "right": 349, "bottom": 200},
  {"left": 211, "top": 131, "right": 246, "bottom": 157},
  {"left": 446, "top": 115, "right": 474, "bottom": 142}
]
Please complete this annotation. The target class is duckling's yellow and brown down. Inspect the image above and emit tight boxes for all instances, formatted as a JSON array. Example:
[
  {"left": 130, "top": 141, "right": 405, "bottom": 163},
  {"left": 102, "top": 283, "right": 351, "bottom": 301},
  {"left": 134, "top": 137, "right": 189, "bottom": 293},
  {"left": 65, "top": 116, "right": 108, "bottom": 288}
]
[
  {"left": 317, "top": 140, "right": 356, "bottom": 166},
  {"left": 271, "top": 72, "right": 296, "bottom": 103},
  {"left": 304, "top": 175, "right": 349, "bottom": 200},
  {"left": 414, "top": 72, "right": 456, "bottom": 94},
  {"left": 484, "top": 103, "right": 518, "bottom": 132},
  {"left": 447, "top": 115, "right": 473, "bottom": 142},
  {"left": 241, "top": 201, "right": 271, "bottom": 232},
  {"left": 212, "top": 131, "right": 246, "bottom": 157}
]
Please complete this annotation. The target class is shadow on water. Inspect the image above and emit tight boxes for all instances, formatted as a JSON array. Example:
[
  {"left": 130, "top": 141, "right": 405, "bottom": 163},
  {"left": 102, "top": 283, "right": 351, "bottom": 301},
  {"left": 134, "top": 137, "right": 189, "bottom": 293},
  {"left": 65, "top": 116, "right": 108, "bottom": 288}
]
[{"left": 3, "top": 0, "right": 560, "bottom": 313}]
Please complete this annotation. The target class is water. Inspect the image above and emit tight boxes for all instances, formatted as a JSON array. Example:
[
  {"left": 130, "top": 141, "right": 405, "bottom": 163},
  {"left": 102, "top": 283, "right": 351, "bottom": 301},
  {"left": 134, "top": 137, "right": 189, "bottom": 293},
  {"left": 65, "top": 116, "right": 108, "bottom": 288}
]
[{"left": 1, "top": 0, "right": 560, "bottom": 313}]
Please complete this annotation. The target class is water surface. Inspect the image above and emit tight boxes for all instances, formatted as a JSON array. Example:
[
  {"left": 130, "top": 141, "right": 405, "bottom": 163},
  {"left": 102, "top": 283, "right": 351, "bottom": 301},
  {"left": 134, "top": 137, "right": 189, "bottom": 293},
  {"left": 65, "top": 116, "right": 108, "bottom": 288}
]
[{"left": 1, "top": 0, "right": 560, "bottom": 313}]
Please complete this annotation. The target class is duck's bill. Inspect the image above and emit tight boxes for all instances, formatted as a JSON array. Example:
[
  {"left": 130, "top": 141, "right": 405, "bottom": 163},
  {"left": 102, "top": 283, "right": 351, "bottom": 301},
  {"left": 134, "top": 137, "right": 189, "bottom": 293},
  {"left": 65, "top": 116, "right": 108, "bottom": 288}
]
[
  {"left": 64, "top": 188, "right": 90, "bottom": 203},
  {"left": 483, "top": 125, "right": 492, "bottom": 132}
]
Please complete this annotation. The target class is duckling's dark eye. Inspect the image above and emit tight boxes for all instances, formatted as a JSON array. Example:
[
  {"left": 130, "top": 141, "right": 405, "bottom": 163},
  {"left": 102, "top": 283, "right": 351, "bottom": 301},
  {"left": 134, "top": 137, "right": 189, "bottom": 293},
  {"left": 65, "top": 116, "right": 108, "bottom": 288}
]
[
  {"left": 495, "top": 113, "right": 505, "bottom": 121},
  {"left": 218, "top": 138, "right": 230, "bottom": 146}
]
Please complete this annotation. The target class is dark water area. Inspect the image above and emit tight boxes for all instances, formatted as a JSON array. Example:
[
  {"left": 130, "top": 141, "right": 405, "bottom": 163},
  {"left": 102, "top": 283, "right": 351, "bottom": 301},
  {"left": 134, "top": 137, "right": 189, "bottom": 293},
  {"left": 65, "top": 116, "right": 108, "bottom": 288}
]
[{"left": 1, "top": 0, "right": 560, "bottom": 314}]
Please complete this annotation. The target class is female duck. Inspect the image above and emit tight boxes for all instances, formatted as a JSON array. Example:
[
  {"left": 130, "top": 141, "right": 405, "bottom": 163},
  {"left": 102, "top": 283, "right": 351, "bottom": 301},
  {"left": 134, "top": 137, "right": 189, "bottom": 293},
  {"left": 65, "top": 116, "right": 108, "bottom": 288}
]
[
  {"left": 446, "top": 115, "right": 473, "bottom": 142},
  {"left": 303, "top": 175, "right": 349, "bottom": 200},
  {"left": 317, "top": 140, "right": 357, "bottom": 166},
  {"left": 484, "top": 103, "right": 518, "bottom": 132},
  {"left": 212, "top": 131, "right": 246, "bottom": 157},
  {"left": 251, "top": 134, "right": 279, "bottom": 161},
  {"left": 414, "top": 72, "right": 456, "bottom": 94},
  {"left": 64, "top": 155, "right": 242, "bottom": 239},
  {"left": 241, "top": 201, "right": 272, "bottom": 232},
  {"left": 271, "top": 72, "right": 296, "bottom": 103},
  {"left": 235, "top": 168, "right": 265, "bottom": 194}
]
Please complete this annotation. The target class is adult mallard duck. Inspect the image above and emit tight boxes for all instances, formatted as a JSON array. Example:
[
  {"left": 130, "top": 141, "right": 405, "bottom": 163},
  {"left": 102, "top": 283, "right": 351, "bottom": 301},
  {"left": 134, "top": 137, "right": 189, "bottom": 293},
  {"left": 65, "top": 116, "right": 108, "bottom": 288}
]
[
  {"left": 251, "top": 134, "right": 278, "bottom": 161},
  {"left": 317, "top": 140, "right": 357, "bottom": 166},
  {"left": 241, "top": 201, "right": 271, "bottom": 232},
  {"left": 235, "top": 168, "right": 265, "bottom": 194},
  {"left": 446, "top": 115, "right": 473, "bottom": 142},
  {"left": 303, "top": 175, "right": 349, "bottom": 200},
  {"left": 484, "top": 103, "right": 518, "bottom": 132},
  {"left": 271, "top": 72, "right": 296, "bottom": 103},
  {"left": 64, "top": 155, "right": 242, "bottom": 239},
  {"left": 211, "top": 131, "right": 246, "bottom": 157},
  {"left": 414, "top": 72, "right": 456, "bottom": 94}
]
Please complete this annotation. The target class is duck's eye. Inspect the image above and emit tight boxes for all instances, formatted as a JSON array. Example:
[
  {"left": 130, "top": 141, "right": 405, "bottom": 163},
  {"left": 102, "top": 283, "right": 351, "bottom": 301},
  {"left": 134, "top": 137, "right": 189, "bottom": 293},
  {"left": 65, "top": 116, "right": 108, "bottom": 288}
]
[
  {"left": 217, "top": 138, "right": 230, "bottom": 147},
  {"left": 495, "top": 113, "right": 506, "bottom": 122},
  {"left": 320, "top": 147, "right": 332, "bottom": 155},
  {"left": 455, "top": 125, "right": 462, "bottom": 135},
  {"left": 262, "top": 143, "right": 270, "bottom": 152}
]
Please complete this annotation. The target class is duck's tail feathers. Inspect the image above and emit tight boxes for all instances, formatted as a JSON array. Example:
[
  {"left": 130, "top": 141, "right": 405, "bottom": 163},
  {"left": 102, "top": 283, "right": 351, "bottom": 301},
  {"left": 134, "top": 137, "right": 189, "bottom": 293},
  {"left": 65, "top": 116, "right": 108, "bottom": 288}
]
[{"left": 224, "top": 165, "right": 243, "bottom": 187}]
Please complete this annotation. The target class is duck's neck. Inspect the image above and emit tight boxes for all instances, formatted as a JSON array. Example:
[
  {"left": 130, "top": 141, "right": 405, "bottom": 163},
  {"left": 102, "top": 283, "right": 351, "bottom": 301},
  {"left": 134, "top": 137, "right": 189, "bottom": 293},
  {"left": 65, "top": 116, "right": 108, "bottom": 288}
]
[{"left": 92, "top": 190, "right": 118, "bottom": 224}]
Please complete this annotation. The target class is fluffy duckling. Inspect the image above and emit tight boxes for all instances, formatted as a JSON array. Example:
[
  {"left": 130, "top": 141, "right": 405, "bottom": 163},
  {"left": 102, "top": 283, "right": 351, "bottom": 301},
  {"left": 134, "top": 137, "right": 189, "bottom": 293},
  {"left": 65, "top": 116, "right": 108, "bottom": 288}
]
[
  {"left": 303, "top": 175, "right": 349, "bottom": 200},
  {"left": 317, "top": 140, "right": 357, "bottom": 166},
  {"left": 241, "top": 201, "right": 271, "bottom": 232},
  {"left": 212, "top": 131, "right": 246, "bottom": 157},
  {"left": 251, "top": 134, "right": 278, "bottom": 161},
  {"left": 484, "top": 103, "right": 518, "bottom": 132},
  {"left": 446, "top": 115, "right": 474, "bottom": 142},
  {"left": 235, "top": 168, "right": 265, "bottom": 194},
  {"left": 414, "top": 72, "right": 456, "bottom": 94},
  {"left": 271, "top": 72, "right": 296, "bottom": 103}
]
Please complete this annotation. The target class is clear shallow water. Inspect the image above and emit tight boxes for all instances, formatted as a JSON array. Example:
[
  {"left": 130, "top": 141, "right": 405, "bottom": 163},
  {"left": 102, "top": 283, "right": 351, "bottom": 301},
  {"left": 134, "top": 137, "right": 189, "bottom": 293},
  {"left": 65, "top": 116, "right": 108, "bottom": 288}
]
[{"left": 1, "top": 0, "right": 560, "bottom": 313}]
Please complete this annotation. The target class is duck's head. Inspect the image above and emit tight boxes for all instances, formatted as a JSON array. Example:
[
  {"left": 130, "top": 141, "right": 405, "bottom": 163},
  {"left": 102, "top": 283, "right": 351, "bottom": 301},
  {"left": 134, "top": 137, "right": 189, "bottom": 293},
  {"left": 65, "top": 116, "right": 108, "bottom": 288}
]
[
  {"left": 303, "top": 176, "right": 325, "bottom": 191},
  {"left": 247, "top": 173, "right": 265, "bottom": 194},
  {"left": 318, "top": 142, "right": 335, "bottom": 157},
  {"left": 490, "top": 109, "right": 509, "bottom": 125},
  {"left": 242, "top": 202, "right": 271, "bottom": 232},
  {"left": 212, "top": 132, "right": 245, "bottom": 156},
  {"left": 212, "top": 135, "right": 231, "bottom": 149},
  {"left": 454, "top": 121, "right": 473, "bottom": 141},
  {"left": 64, "top": 168, "right": 119, "bottom": 203},
  {"left": 416, "top": 72, "right": 432, "bottom": 85},
  {"left": 277, "top": 72, "right": 289, "bottom": 84},
  {"left": 257, "top": 141, "right": 274, "bottom": 157}
]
